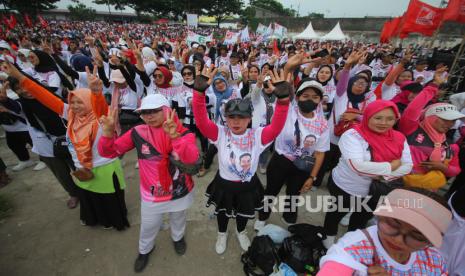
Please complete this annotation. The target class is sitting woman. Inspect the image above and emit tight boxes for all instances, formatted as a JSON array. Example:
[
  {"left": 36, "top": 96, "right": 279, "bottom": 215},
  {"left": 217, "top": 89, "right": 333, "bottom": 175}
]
[
  {"left": 318, "top": 188, "right": 452, "bottom": 275},
  {"left": 2, "top": 63, "right": 129, "bottom": 230},
  {"left": 192, "top": 67, "right": 291, "bottom": 254},
  {"left": 98, "top": 94, "right": 200, "bottom": 273},
  {"left": 399, "top": 72, "right": 463, "bottom": 191}
]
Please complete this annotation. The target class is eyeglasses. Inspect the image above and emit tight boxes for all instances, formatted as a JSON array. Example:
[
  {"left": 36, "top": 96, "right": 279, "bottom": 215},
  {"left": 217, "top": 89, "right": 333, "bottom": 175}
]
[
  {"left": 354, "top": 80, "right": 368, "bottom": 87},
  {"left": 182, "top": 71, "right": 193, "bottom": 76},
  {"left": 140, "top": 108, "right": 162, "bottom": 115},
  {"left": 154, "top": 74, "right": 164, "bottom": 79},
  {"left": 378, "top": 217, "right": 430, "bottom": 248}
]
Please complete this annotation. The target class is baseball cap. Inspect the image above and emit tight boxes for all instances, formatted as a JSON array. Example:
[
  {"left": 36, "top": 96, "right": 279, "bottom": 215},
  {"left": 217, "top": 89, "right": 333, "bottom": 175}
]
[
  {"left": 374, "top": 189, "right": 452, "bottom": 248},
  {"left": 296, "top": 79, "right": 324, "bottom": 97},
  {"left": 109, "top": 69, "right": 126, "bottom": 84},
  {"left": 136, "top": 94, "right": 170, "bottom": 112},
  {"left": 425, "top": 103, "right": 465, "bottom": 121},
  {"left": 224, "top": 98, "right": 253, "bottom": 117},
  {"left": 0, "top": 40, "right": 11, "bottom": 51}
]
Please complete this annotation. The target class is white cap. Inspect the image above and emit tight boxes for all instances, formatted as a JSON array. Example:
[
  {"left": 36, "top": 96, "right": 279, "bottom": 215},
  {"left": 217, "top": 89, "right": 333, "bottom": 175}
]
[
  {"left": 296, "top": 80, "right": 324, "bottom": 97},
  {"left": 192, "top": 43, "right": 199, "bottom": 48},
  {"left": 425, "top": 103, "right": 465, "bottom": 121},
  {"left": 0, "top": 40, "right": 11, "bottom": 51},
  {"left": 136, "top": 94, "right": 170, "bottom": 112},
  {"left": 109, "top": 69, "right": 125, "bottom": 83}
]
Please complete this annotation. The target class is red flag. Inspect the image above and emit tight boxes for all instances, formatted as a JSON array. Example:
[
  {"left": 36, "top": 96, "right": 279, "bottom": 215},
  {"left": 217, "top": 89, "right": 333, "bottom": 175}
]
[
  {"left": 2, "top": 15, "right": 9, "bottom": 29},
  {"left": 272, "top": 39, "right": 279, "bottom": 56},
  {"left": 380, "top": 21, "right": 390, "bottom": 43},
  {"left": 24, "top": 14, "right": 32, "bottom": 28},
  {"left": 399, "top": 0, "right": 445, "bottom": 37},
  {"left": 8, "top": 14, "right": 17, "bottom": 29},
  {"left": 443, "top": 0, "right": 465, "bottom": 23},
  {"left": 38, "top": 15, "right": 48, "bottom": 28}
]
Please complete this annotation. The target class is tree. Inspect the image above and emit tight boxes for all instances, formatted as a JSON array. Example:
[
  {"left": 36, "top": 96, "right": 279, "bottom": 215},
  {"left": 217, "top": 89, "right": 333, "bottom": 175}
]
[
  {"left": 3, "top": 0, "right": 59, "bottom": 16},
  {"left": 68, "top": 3, "right": 97, "bottom": 21},
  {"left": 249, "top": 0, "right": 296, "bottom": 17},
  {"left": 307, "top": 12, "right": 324, "bottom": 18},
  {"left": 205, "top": 0, "right": 243, "bottom": 27}
]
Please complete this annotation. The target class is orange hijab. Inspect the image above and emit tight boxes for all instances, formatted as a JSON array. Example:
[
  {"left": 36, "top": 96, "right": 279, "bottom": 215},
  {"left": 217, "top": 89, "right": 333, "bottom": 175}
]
[{"left": 67, "top": 89, "right": 100, "bottom": 169}]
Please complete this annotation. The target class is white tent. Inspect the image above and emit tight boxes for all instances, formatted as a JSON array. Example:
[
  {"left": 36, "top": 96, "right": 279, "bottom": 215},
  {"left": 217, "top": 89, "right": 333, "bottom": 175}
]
[
  {"left": 321, "top": 22, "right": 347, "bottom": 41},
  {"left": 294, "top": 22, "right": 319, "bottom": 40}
]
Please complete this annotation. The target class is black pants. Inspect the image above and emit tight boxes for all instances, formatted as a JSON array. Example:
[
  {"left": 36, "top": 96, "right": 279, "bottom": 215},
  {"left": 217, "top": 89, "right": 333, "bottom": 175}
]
[
  {"left": 322, "top": 176, "right": 372, "bottom": 236},
  {"left": 204, "top": 144, "right": 218, "bottom": 169},
  {"left": 186, "top": 124, "right": 208, "bottom": 154},
  {"left": 217, "top": 212, "right": 248, "bottom": 233},
  {"left": 446, "top": 143, "right": 465, "bottom": 199},
  {"left": 259, "top": 153, "right": 309, "bottom": 224},
  {"left": 6, "top": 131, "right": 32, "bottom": 161},
  {"left": 40, "top": 156, "right": 79, "bottom": 197}
]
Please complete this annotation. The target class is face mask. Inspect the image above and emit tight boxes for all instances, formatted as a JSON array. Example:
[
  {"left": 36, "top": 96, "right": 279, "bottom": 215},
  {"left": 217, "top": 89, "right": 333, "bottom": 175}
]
[
  {"left": 298, "top": 99, "right": 318, "bottom": 113},
  {"left": 185, "top": 80, "right": 194, "bottom": 85}
]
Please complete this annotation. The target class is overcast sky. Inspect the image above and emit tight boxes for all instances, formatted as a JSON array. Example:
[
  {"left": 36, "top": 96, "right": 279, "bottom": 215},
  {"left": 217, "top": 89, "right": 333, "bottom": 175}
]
[
  {"left": 57, "top": 0, "right": 445, "bottom": 18},
  {"left": 276, "top": 0, "right": 444, "bottom": 18}
]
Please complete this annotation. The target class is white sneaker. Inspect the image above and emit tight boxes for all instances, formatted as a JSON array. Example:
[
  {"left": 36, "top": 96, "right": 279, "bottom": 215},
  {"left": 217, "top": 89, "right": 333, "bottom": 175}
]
[
  {"left": 322, "top": 235, "right": 336, "bottom": 249},
  {"left": 215, "top": 232, "right": 228, "bottom": 254},
  {"left": 340, "top": 212, "right": 352, "bottom": 227},
  {"left": 134, "top": 162, "right": 139, "bottom": 169},
  {"left": 33, "top": 161, "right": 47, "bottom": 171},
  {"left": 236, "top": 230, "right": 251, "bottom": 251},
  {"left": 254, "top": 220, "right": 266, "bottom": 232},
  {"left": 12, "top": 160, "right": 35, "bottom": 171}
]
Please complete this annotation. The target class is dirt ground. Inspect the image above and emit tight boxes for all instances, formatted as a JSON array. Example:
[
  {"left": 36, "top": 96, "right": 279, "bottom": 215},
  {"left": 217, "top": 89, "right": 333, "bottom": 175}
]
[{"left": 0, "top": 136, "right": 333, "bottom": 276}]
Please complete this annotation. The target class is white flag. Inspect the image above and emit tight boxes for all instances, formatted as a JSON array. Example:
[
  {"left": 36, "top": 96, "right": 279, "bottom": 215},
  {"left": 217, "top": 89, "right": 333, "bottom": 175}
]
[
  {"left": 224, "top": 30, "right": 240, "bottom": 45},
  {"left": 256, "top": 23, "right": 267, "bottom": 35},
  {"left": 187, "top": 14, "right": 198, "bottom": 28},
  {"left": 273, "top": 23, "right": 288, "bottom": 39},
  {"left": 187, "top": 31, "right": 212, "bottom": 45},
  {"left": 240, "top": 26, "right": 250, "bottom": 42},
  {"left": 263, "top": 23, "right": 273, "bottom": 40}
]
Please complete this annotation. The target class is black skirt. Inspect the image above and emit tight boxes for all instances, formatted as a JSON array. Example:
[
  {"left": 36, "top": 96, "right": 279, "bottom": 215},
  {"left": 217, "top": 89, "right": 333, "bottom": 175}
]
[
  {"left": 206, "top": 171, "right": 264, "bottom": 219},
  {"left": 78, "top": 174, "right": 130, "bottom": 231}
]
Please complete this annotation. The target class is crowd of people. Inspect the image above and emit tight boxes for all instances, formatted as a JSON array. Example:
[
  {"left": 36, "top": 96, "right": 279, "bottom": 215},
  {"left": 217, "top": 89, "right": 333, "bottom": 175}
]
[{"left": 0, "top": 20, "right": 464, "bottom": 275}]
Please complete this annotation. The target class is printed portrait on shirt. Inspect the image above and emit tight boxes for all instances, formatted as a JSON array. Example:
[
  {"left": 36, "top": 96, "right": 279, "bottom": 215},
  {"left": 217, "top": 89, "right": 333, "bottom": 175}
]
[{"left": 228, "top": 150, "right": 253, "bottom": 181}]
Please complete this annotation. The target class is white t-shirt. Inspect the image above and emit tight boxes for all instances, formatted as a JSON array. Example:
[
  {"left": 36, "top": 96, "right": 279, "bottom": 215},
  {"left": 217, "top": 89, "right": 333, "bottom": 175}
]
[
  {"left": 332, "top": 128, "right": 413, "bottom": 197},
  {"left": 212, "top": 126, "right": 270, "bottom": 182},
  {"left": 322, "top": 80, "right": 337, "bottom": 104},
  {"left": 74, "top": 71, "right": 88, "bottom": 89},
  {"left": 23, "top": 68, "right": 63, "bottom": 97},
  {"left": 248, "top": 86, "right": 276, "bottom": 128},
  {"left": 147, "top": 82, "right": 183, "bottom": 107},
  {"left": 320, "top": 225, "right": 448, "bottom": 275},
  {"left": 177, "top": 85, "right": 195, "bottom": 125},
  {"left": 275, "top": 103, "right": 330, "bottom": 161},
  {"left": 440, "top": 197, "right": 465, "bottom": 276},
  {"left": 413, "top": 69, "right": 434, "bottom": 85},
  {"left": 381, "top": 83, "right": 401, "bottom": 101},
  {"left": 215, "top": 56, "right": 230, "bottom": 68}
]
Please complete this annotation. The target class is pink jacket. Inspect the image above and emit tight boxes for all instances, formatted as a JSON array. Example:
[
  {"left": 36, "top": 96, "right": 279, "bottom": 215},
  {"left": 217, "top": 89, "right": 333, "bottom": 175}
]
[{"left": 98, "top": 125, "right": 199, "bottom": 202}]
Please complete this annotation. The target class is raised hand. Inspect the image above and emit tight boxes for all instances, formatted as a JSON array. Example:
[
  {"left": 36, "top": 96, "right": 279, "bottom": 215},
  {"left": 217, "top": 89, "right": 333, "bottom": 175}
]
[
  {"left": 346, "top": 50, "right": 365, "bottom": 65},
  {"left": 284, "top": 52, "right": 317, "bottom": 72},
  {"left": 194, "top": 65, "right": 215, "bottom": 93},
  {"left": 1, "top": 62, "right": 24, "bottom": 81},
  {"left": 86, "top": 66, "right": 103, "bottom": 94},
  {"left": 0, "top": 81, "right": 8, "bottom": 101},
  {"left": 99, "top": 108, "right": 117, "bottom": 137},
  {"left": 162, "top": 109, "right": 180, "bottom": 139},
  {"left": 270, "top": 68, "right": 292, "bottom": 99},
  {"left": 109, "top": 54, "right": 120, "bottom": 66},
  {"left": 433, "top": 66, "right": 448, "bottom": 85},
  {"left": 241, "top": 64, "right": 248, "bottom": 83}
]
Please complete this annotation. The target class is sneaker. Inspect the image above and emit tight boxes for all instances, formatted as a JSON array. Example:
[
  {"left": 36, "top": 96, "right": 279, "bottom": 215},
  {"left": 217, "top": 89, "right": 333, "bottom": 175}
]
[
  {"left": 134, "top": 162, "right": 139, "bottom": 169},
  {"left": 33, "top": 161, "right": 47, "bottom": 171},
  {"left": 173, "top": 237, "right": 186, "bottom": 255},
  {"left": 258, "top": 164, "right": 266, "bottom": 174},
  {"left": 12, "top": 160, "right": 35, "bottom": 171},
  {"left": 215, "top": 232, "right": 228, "bottom": 254},
  {"left": 134, "top": 248, "right": 154, "bottom": 273},
  {"left": 340, "top": 212, "right": 352, "bottom": 227},
  {"left": 322, "top": 235, "right": 336, "bottom": 249},
  {"left": 103, "top": 226, "right": 113, "bottom": 230},
  {"left": 236, "top": 230, "right": 251, "bottom": 251},
  {"left": 254, "top": 220, "right": 266, "bottom": 232},
  {"left": 67, "top": 197, "right": 79, "bottom": 209}
]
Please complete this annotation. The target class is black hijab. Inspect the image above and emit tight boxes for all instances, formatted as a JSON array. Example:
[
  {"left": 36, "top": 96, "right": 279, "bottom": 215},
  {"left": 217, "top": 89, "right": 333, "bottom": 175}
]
[
  {"left": 316, "top": 65, "right": 334, "bottom": 86},
  {"left": 347, "top": 75, "right": 369, "bottom": 109},
  {"left": 32, "top": 50, "right": 74, "bottom": 90}
]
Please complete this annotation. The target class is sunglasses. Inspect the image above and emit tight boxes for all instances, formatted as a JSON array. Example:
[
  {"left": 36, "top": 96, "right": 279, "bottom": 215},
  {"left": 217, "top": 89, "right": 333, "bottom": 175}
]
[
  {"left": 154, "top": 74, "right": 164, "bottom": 79},
  {"left": 140, "top": 108, "right": 162, "bottom": 115},
  {"left": 226, "top": 99, "right": 252, "bottom": 114},
  {"left": 182, "top": 71, "right": 193, "bottom": 76}
]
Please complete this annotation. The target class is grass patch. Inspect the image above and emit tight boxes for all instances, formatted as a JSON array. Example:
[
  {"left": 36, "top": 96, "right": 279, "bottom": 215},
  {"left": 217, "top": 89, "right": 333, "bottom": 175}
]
[{"left": 0, "top": 194, "right": 13, "bottom": 219}]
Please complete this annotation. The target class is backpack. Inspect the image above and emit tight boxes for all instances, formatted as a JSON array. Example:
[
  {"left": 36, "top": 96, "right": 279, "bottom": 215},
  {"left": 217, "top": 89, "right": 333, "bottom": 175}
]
[
  {"left": 241, "top": 235, "right": 281, "bottom": 276},
  {"left": 278, "top": 224, "right": 327, "bottom": 274}
]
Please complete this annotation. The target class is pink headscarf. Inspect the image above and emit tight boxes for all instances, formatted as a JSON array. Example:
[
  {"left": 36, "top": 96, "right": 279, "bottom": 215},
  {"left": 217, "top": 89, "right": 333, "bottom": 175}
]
[
  {"left": 354, "top": 100, "right": 406, "bottom": 162},
  {"left": 420, "top": 114, "right": 446, "bottom": 162}
]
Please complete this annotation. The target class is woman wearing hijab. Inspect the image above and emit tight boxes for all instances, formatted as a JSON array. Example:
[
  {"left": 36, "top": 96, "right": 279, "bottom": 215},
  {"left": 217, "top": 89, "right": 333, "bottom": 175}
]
[
  {"left": 16, "top": 49, "right": 33, "bottom": 70},
  {"left": 322, "top": 100, "right": 413, "bottom": 249},
  {"left": 148, "top": 66, "right": 183, "bottom": 108},
  {"left": 399, "top": 72, "right": 463, "bottom": 191},
  {"left": 98, "top": 94, "right": 200, "bottom": 273},
  {"left": 390, "top": 81, "right": 423, "bottom": 115},
  {"left": 315, "top": 65, "right": 336, "bottom": 116},
  {"left": 319, "top": 188, "right": 451, "bottom": 275},
  {"left": 3, "top": 63, "right": 129, "bottom": 230},
  {"left": 24, "top": 50, "right": 74, "bottom": 97},
  {"left": 193, "top": 67, "right": 290, "bottom": 255}
]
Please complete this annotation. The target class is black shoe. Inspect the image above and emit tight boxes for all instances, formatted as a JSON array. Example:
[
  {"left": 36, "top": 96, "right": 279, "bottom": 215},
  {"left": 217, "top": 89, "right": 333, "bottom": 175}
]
[
  {"left": 134, "top": 248, "right": 153, "bottom": 273},
  {"left": 173, "top": 237, "right": 186, "bottom": 255}
]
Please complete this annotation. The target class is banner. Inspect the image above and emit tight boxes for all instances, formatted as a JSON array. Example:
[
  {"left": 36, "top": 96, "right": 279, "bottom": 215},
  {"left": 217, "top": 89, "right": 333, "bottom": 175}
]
[
  {"left": 240, "top": 26, "right": 250, "bottom": 42},
  {"left": 399, "top": 0, "right": 444, "bottom": 37},
  {"left": 224, "top": 30, "right": 240, "bottom": 45},
  {"left": 186, "top": 31, "right": 212, "bottom": 45},
  {"left": 256, "top": 23, "right": 267, "bottom": 35},
  {"left": 443, "top": 0, "right": 465, "bottom": 23},
  {"left": 186, "top": 14, "right": 198, "bottom": 28},
  {"left": 273, "top": 23, "right": 288, "bottom": 39}
]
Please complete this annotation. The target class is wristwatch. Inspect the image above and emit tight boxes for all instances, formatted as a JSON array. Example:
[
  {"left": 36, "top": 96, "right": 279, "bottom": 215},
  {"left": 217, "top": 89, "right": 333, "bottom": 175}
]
[{"left": 310, "top": 176, "right": 317, "bottom": 181}]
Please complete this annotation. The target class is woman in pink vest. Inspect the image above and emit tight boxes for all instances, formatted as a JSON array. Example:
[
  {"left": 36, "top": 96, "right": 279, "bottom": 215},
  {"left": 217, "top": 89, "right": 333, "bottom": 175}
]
[{"left": 98, "top": 94, "right": 200, "bottom": 273}]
